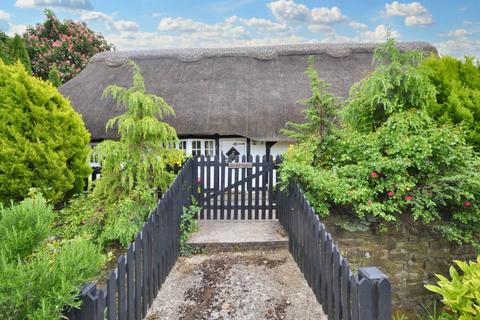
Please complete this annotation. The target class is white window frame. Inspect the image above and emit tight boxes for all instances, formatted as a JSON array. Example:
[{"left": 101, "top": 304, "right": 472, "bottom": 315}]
[
  {"left": 177, "top": 138, "right": 216, "bottom": 157},
  {"left": 89, "top": 143, "right": 101, "bottom": 168}
]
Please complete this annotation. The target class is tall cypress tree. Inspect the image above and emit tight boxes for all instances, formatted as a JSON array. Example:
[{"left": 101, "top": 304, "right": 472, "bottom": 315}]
[
  {"left": 282, "top": 56, "right": 340, "bottom": 142},
  {"left": 0, "top": 32, "right": 10, "bottom": 63},
  {"left": 8, "top": 35, "right": 32, "bottom": 73}
]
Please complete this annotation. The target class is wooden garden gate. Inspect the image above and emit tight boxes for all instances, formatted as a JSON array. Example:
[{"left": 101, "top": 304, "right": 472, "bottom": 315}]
[{"left": 194, "top": 155, "right": 281, "bottom": 220}]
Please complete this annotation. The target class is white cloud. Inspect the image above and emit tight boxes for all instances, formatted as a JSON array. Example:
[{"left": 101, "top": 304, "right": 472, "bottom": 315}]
[
  {"left": 114, "top": 20, "right": 139, "bottom": 32},
  {"left": 441, "top": 29, "right": 472, "bottom": 38},
  {"left": 7, "top": 24, "right": 28, "bottom": 36},
  {"left": 267, "top": 0, "right": 347, "bottom": 27},
  {"left": 385, "top": 1, "right": 433, "bottom": 26},
  {"left": 15, "top": 0, "right": 93, "bottom": 10},
  {"left": 310, "top": 7, "right": 347, "bottom": 24},
  {"left": 405, "top": 14, "right": 432, "bottom": 26},
  {"left": 242, "top": 17, "right": 289, "bottom": 32},
  {"left": 267, "top": 0, "right": 309, "bottom": 22},
  {"left": 0, "top": 10, "right": 27, "bottom": 36},
  {"left": 385, "top": 1, "right": 427, "bottom": 16},
  {"left": 358, "top": 24, "right": 400, "bottom": 42},
  {"left": 436, "top": 39, "right": 480, "bottom": 58},
  {"left": 105, "top": 29, "right": 308, "bottom": 51},
  {"left": 349, "top": 21, "right": 368, "bottom": 30},
  {"left": 227, "top": 16, "right": 291, "bottom": 32},
  {"left": 79, "top": 11, "right": 139, "bottom": 32},
  {"left": 158, "top": 17, "right": 247, "bottom": 40},
  {"left": 307, "top": 24, "right": 334, "bottom": 34}
]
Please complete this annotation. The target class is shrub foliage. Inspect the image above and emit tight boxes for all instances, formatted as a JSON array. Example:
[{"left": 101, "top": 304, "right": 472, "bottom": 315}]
[
  {"left": 0, "top": 33, "right": 32, "bottom": 73},
  {"left": 425, "top": 256, "right": 480, "bottom": 319},
  {"left": 421, "top": 55, "right": 480, "bottom": 151},
  {"left": 0, "top": 194, "right": 104, "bottom": 319},
  {"left": 56, "top": 60, "right": 185, "bottom": 247},
  {"left": 280, "top": 40, "right": 480, "bottom": 249},
  {"left": 0, "top": 60, "right": 91, "bottom": 203}
]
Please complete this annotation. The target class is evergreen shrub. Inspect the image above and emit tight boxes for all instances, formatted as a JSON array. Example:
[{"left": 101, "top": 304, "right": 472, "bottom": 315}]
[
  {"left": 0, "top": 194, "right": 104, "bottom": 319},
  {"left": 0, "top": 60, "right": 91, "bottom": 203}
]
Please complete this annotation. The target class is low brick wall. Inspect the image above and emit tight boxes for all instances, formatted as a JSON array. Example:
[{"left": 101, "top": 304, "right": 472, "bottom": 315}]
[{"left": 323, "top": 215, "right": 475, "bottom": 315}]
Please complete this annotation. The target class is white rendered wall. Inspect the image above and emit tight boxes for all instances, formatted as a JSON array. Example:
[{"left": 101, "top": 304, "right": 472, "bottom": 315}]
[
  {"left": 270, "top": 141, "right": 291, "bottom": 158},
  {"left": 250, "top": 140, "right": 266, "bottom": 159}
]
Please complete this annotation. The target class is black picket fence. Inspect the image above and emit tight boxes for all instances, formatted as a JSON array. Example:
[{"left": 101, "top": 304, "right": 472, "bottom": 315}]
[
  {"left": 64, "top": 159, "right": 195, "bottom": 320},
  {"left": 277, "top": 183, "right": 392, "bottom": 320}
]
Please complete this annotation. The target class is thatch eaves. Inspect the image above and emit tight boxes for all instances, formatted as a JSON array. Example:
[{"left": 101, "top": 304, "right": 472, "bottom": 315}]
[{"left": 59, "top": 42, "right": 437, "bottom": 142}]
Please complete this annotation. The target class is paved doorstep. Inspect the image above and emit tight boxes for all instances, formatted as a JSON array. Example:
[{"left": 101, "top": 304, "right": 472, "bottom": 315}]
[
  {"left": 187, "top": 221, "right": 289, "bottom": 250},
  {"left": 145, "top": 249, "right": 328, "bottom": 320}
]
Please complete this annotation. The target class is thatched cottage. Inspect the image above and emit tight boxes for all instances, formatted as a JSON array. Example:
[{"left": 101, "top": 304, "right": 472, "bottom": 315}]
[{"left": 59, "top": 42, "right": 435, "bottom": 162}]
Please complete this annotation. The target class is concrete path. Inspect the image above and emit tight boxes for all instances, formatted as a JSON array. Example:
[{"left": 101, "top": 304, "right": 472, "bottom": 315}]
[
  {"left": 145, "top": 249, "right": 327, "bottom": 320},
  {"left": 187, "top": 220, "right": 288, "bottom": 250}
]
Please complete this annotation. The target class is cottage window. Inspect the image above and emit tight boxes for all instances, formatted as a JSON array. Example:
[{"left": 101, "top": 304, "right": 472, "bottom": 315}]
[
  {"left": 192, "top": 140, "right": 202, "bottom": 156},
  {"left": 204, "top": 140, "right": 214, "bottom": 156},
  {"left": 89, "top": 143, "right": 101, "bottom": 167},
  {"left": 178, "top": 139, "right": 216, "bottom": 157},
  {"left": 178, "top": 140, "right": 187, "bottom": 151}
]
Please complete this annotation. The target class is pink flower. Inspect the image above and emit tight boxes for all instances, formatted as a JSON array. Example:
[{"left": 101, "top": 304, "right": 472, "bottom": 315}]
[
  {"left": 464, "top": 201, "right": 471, "bottom": 207},
  {"left": 405, "top": 196, "right": 413, "bottom": 201},
  {"left": 387, "top": 191, "right": 395, "bottom": 197},
  {"left": 371, "top": 171, "right": 378, "bottom": 178}
]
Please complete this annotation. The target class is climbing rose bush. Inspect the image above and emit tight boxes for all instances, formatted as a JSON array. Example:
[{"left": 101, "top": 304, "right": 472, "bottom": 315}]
[
  {"left": 23, "top": 9, "right": 113, "bottom": 83},
  {"left": 280, "top": 40, "right": 480, "bottom": 249}
]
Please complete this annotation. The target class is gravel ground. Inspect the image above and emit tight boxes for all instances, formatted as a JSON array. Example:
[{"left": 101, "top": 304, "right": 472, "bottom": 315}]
[{"left": 145, "top": 249, "right": 327, "bottom": 320}]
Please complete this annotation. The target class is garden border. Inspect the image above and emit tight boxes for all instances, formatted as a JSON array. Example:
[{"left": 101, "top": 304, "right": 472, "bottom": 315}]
[{"left": 64, "top": 159, "right": 195, "bottom": 320}]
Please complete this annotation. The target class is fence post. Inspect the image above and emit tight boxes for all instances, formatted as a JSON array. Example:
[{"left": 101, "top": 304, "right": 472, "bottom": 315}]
[{"left": 358, "top": 267, "right": 392, "bottom": 320}]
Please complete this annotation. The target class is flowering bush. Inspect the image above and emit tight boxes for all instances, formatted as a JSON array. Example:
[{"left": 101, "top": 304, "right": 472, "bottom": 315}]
[
  {"left": 23, "top": 9, "right": 113, "bottom": 83},
  {"left": 280, "top": 40, "right": 480, "bottom": 249}
]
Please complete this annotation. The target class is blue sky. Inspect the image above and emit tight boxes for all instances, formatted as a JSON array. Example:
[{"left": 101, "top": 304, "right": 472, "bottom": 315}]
[{"left": 0, "top": 0, "right": 479, "bottom": 57}]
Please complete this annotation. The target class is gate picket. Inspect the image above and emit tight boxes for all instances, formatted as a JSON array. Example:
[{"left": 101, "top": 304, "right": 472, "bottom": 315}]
[
  {"left": 220, "top": 155, "right": 225, "bottom": 219},
  {"left": 241, "top": 155, "right": 246, "bottom": 219},
  {"left": 247, "top": 155, "right": 253, "bottom": 220},
  {"left": 213, "top": 155, "right": 219, "bottom": 219},
  {"left": 195, "top": 154, "right": 280, "bottom": 220}
]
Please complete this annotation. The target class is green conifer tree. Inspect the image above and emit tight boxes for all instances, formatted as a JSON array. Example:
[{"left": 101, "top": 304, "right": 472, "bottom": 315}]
[
  {"left": 0, "top": 32, "right": 8, "bottom": 63},
  {"left": 282, "top": 56, "right": 340, "bottom": 142},
  {"left": 94, "top": 60, "right": 184, "bottom": 203},
  {"left": 7, "top": 35, "right": 32, "bottom": 73}
]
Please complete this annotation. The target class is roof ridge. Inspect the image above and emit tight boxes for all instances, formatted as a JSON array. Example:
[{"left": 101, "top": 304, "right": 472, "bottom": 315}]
[{"left": 90, "top": 41, "right": 436, "bottom": 66}]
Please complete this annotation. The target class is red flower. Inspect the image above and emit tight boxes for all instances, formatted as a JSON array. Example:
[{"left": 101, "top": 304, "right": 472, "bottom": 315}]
[
  {"left": 387, "top": 191, "right": 395, "bottom": 197},
  {"left": 464, "top": 201, "right": 471, "bottom": 207},
  {"left": 371, "top": 171, "right": 378, "bottom": 178},
  {"left": 405, "top": 195, "right": 413, "bottom": 201}
]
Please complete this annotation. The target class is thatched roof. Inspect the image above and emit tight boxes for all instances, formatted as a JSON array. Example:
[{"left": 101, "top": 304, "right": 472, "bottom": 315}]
[{"left": 59, "top": 42, "right": 436, "bottom": 142}]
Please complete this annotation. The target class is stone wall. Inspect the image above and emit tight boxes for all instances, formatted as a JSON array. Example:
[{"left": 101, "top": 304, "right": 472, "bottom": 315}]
[{"left": 323, "top": 215, "right": 475, "bottom": 315}]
